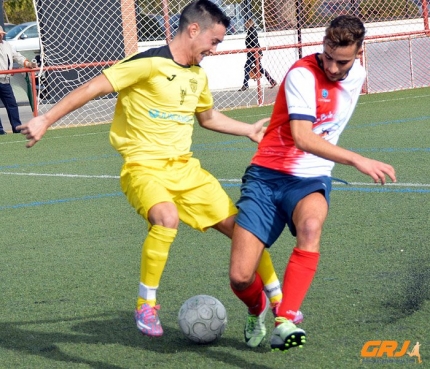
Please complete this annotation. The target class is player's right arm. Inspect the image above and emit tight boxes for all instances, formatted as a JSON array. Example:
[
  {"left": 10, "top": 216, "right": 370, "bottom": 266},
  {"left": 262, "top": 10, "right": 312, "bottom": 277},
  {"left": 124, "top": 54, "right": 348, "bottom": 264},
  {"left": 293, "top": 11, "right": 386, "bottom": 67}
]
[
  {"left": 19, "top": 74, "right": 114, "bottom": 148},
  {"left": 290, "top": 119, "right": 396, "bottom": 184}
]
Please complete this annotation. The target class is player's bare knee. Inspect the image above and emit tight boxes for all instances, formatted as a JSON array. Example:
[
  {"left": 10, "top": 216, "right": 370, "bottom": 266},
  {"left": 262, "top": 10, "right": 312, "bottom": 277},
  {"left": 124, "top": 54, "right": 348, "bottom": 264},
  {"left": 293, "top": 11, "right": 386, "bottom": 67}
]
[
  {"left": 148, "top": 204, "right": 179, "bottom": 228},
  {"left": 148, "top": 216, "right": 179, "bottom": 229},
  {"left": 296, "top": 217, "right": 323, "bottom": 241},
  {"left": 229, "top": 271, "right": 253, "bottom": 291},
  {"left": 157, "top": 216, "right": 179, "bottom": 229}
]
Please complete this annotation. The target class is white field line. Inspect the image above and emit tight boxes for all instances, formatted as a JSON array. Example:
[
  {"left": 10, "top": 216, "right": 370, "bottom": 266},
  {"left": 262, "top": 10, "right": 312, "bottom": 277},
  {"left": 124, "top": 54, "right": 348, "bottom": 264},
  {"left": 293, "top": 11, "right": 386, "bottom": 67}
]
[
  {"left": 0, "top": 172, "right": 119, "bottom": 179},
  {"left": 0, "top": 171, "right": 429, "bottom": 188},
  {"left": 332, "top": 181, "right": 430, "bottom": 187},
  {"left": 357, "top": 93, "right": 430, "bottom": 106},
  {"left": 0, "top": 131, "right": 107, "bottom": 146},
  {"left": 218, "top": 178, "right": 430, "bottom": 187},
  {"left": 0, "top": 92, "right": 428, "bottom": 146}
]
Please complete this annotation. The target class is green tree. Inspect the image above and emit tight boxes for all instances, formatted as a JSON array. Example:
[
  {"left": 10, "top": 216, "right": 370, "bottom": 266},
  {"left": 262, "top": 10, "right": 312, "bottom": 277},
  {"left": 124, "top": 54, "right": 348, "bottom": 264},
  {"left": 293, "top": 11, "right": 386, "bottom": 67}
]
[
  {"left": 359, "top": 0, "right": 420, "bottom": 21},
  {"left": 3, "top": 0, "right": 36, "bottom": 24}
]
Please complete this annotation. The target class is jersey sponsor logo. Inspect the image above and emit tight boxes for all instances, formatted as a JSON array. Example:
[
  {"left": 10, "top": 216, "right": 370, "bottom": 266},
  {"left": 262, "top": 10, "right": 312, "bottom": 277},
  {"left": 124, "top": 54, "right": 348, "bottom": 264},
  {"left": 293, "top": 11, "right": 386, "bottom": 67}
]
[
  {"left": 148, "top": 109, "right": 193, "bottom": 124},
  {"left": 315, "top": 111, "right": 335, "bottom": 124},
  {"left": 167, "top": 74, "right": 177, "bottom": 81},
  {"left": 318, "top": 88, "right": 331, "bottom": 103}
]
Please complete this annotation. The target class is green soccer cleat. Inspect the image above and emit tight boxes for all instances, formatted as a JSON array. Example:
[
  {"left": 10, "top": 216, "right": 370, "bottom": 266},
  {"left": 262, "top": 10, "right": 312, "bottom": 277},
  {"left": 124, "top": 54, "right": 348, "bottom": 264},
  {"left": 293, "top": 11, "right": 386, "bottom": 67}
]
[
  {"left": 270, "top": 317, "right": 306, "bottom": 352},
  {"left": 244, "top": 296, "right": 270, "bottom": 348}
]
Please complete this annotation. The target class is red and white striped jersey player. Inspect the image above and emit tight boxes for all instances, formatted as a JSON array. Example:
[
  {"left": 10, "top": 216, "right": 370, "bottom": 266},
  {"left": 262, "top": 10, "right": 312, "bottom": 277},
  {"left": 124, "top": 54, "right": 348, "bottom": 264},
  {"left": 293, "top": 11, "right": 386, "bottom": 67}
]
[{"left": 229, "top": 15, "right": 397, "bottom": 352}]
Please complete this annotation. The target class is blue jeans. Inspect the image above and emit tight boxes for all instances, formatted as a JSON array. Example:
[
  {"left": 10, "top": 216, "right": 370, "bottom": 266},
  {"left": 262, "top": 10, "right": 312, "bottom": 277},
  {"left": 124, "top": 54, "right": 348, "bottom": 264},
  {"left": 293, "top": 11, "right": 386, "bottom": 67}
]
[{"left": 0, "top": 83, "right": 22, "bottom": 133}]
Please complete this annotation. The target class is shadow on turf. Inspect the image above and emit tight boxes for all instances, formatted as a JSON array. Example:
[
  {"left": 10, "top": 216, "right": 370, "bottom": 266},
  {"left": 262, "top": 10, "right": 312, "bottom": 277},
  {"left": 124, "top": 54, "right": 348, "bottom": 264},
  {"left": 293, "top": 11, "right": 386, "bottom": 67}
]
[
  {"left": 0, "top": 311, "right": 274, "bottom": 369},
  {"left": 381, "top": 255, "right": 430, "bottom": 322}
]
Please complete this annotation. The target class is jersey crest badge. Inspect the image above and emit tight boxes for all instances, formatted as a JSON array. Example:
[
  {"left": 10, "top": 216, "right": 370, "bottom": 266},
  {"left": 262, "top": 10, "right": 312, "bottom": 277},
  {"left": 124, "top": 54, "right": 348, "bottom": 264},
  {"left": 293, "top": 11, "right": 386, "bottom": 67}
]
[{"left": 189, "top": 78, "right": 197, "bottom": 93}]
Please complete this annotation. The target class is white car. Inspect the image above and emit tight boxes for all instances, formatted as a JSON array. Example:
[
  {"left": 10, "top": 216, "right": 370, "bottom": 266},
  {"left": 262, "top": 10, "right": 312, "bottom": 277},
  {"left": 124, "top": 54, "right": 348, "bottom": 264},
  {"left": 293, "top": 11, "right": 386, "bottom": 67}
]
[
  {"left": 4, "top": 23, "right": 16, "bottom": 32},
  {"left": 5, "top": 21, "right": 40, "bottom": 52}
]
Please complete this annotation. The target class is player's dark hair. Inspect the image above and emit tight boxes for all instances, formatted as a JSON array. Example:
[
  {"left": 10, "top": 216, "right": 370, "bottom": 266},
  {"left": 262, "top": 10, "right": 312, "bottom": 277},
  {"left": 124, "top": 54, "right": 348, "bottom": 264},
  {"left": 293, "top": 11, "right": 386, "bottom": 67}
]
[
  {"left": 325, "top": 15, "right": 366, "bottom": 49},
  {"left": 178, "top": 0, "right": 230, "bottom": 32}
]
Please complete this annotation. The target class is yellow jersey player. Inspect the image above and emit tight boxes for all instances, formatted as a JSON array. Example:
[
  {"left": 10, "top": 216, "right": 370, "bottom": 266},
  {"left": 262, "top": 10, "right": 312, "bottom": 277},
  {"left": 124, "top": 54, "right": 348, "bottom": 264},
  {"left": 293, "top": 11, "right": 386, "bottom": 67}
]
[{"left": 19, "top": 0, "right": 283, "bottom": 340}]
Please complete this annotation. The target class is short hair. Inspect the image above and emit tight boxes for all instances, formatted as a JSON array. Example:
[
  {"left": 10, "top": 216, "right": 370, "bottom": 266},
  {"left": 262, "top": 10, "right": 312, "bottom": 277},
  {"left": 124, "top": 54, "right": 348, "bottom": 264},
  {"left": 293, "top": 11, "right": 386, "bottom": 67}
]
[
  {"left": 178, "top": 0, "right": 231, "bottom": 33},
  {"left": 325, "top": 15, "right": 366, "bottom": 49}
]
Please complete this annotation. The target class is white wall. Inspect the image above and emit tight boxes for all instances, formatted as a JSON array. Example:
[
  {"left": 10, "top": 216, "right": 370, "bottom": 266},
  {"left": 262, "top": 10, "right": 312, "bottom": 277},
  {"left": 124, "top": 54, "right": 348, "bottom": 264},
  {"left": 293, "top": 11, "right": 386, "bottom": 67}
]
[{"left": 138, "top": 18, "right": 428, "bottom": 91}]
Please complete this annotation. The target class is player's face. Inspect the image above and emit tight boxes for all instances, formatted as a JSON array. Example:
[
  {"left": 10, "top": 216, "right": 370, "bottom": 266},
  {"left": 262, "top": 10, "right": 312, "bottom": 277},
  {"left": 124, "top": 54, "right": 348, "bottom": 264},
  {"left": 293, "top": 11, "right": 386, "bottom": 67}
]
[
  {"left": 321, "top": 40, "right": 362, "bottom": 81},
  {"left": 190, "top": 23, "right": 226, "bottom": 65}
]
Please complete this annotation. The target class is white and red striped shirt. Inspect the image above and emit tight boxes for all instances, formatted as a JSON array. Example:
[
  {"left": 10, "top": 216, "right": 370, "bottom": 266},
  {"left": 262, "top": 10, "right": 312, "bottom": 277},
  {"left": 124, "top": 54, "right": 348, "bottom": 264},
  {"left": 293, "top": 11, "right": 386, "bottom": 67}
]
[{"left": 252, "top": 53, "right": 365, "bottom": 177}]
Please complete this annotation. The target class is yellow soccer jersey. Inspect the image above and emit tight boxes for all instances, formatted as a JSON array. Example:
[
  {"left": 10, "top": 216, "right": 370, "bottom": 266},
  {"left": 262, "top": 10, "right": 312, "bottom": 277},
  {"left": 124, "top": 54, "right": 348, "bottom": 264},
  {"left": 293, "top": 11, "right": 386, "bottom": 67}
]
[{"left": 103, "top": 46, "right": 213, "bottom": 160}]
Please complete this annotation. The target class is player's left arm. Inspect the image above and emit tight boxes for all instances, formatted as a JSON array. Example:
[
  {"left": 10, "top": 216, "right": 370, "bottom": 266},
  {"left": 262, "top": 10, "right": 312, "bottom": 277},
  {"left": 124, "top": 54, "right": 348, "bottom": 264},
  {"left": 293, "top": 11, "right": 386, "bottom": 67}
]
[
  {"left": 195, "top": 109, "right": 269, "bottom": 143},
  {"left": 291, "top": 119, "right": 396, "bottom": 184}
]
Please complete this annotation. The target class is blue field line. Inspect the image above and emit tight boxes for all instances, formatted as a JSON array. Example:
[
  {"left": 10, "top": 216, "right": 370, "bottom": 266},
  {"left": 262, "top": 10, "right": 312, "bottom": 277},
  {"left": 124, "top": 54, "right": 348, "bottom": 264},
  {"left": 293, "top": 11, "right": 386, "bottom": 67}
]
[
  {"left": 221, "top": 183, "right": 430, "bottom": 193},
  {"left": 332, "top": 186, "right": 430, "bottom": 193},
  {"left": 191, "top": 141, "right": 255, "bottom": 152},
  {"left": 348, "top": 147, "right": 430, "bottom": 153},
  {"left": 0, "top": 153, "right": 121, "bottom": 171},
  {"left": 1, "top": 185, "right": 429, "bottom": 211},
  {"left": 0, "top": 192, "right": 123, "bottom": 211},
  {"left": 2, "top": 144, "right": 425, "bottom": 173},
  {"left": 348, "top": 115, "right": 430, "bottom": 129},
  {"left": 191, "top": 139, "right": 245, "bottom": 148}
]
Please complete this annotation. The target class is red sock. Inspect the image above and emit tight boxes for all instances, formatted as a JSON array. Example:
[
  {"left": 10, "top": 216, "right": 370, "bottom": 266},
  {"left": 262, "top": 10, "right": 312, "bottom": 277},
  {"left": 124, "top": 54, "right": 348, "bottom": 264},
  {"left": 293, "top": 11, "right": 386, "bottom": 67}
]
[
  {"left": 279, "top": 247, "right": 320, "bottom": 321},
  {"left": 231, "top": 273, "right": 266, "bottom": 315}
]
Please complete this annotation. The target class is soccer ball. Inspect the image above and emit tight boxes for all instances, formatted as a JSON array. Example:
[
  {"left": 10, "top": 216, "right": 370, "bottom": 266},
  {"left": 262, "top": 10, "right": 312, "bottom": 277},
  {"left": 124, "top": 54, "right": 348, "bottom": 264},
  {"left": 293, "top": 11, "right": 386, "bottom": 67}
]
[{"left": 178, "top": 294, "right": 227, "bottom": 344}]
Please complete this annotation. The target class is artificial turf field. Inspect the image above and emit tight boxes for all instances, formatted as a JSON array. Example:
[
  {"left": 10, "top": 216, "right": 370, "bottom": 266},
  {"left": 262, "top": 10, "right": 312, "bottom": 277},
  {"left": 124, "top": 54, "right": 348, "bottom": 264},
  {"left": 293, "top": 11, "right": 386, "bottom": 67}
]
[{"left": 0, "top": 87, "right": 429, "bottom": 368}]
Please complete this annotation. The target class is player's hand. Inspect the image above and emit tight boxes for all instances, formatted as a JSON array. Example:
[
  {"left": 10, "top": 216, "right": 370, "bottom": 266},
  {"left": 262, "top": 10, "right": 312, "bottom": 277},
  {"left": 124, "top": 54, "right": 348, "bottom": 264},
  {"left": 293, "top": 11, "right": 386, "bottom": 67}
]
[
  {"left": 354, "top": 157, "right": 396, "bottom": 185},
  {"left": 248, "top": 117, "right": 270, "bottom": 143},
  {"left": 17, "top": 115, "right": 50, "bottom": 148}
]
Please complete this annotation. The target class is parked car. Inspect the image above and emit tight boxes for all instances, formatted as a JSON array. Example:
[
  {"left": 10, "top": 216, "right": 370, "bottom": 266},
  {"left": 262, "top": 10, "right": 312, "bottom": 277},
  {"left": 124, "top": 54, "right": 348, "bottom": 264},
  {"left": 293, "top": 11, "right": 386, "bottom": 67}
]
[
  {"left": 4, "top": 23, "right": 15, "bottom": 32},
  {"left": 5, "top": 21, "right": 40, "bottom": 52}
]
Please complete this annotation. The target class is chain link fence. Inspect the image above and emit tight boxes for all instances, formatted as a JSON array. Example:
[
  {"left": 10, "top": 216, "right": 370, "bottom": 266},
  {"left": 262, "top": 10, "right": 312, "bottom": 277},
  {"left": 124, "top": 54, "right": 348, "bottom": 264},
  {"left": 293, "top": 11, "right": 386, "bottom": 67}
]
[{"left": 30, "top": 0, "right": 429, "bottom": 127}]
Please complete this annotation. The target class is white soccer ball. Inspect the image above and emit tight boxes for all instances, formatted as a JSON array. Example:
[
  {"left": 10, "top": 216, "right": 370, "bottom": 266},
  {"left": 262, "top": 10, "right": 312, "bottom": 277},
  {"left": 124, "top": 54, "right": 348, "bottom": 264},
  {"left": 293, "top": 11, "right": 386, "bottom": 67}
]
[{"left": 178, "top": 294, "right": 227, "bottom": 344}]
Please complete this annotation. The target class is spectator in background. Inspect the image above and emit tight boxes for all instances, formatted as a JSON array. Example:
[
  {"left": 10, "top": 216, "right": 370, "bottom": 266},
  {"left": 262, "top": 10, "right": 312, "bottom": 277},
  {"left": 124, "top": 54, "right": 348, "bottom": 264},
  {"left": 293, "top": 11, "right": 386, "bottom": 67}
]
[
  {"left": 238, "top": 18, "right": 277, "bottom": 91},
  {"left": 0, "top": 25, "right": 37, "bottom": 135}
]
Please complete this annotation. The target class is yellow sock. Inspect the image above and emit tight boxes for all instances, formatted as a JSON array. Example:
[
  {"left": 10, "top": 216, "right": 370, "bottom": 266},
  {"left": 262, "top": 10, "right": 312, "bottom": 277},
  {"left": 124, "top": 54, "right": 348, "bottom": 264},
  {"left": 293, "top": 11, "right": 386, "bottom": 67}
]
[
  {"left": 136, "top": 225, "right": 177, "bottom": 309},
  {"left": 257, "top": 249, "right": 283, "bottom": 305}
]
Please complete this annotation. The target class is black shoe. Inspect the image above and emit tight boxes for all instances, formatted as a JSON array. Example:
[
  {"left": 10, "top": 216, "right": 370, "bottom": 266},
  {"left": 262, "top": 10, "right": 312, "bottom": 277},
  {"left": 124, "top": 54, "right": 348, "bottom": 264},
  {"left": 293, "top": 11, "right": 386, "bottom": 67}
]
[
  {"left": 0, "top": 130, "right": 6, "bottom": 135},
  {"left": 238, "top": 86, "right": 248, "bottom": 91}
]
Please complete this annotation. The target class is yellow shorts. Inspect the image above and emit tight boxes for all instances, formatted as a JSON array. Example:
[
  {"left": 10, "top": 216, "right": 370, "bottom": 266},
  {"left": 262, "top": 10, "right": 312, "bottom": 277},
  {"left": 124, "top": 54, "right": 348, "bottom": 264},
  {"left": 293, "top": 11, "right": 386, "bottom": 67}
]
[{"left": 120, "top": 157, "right": 237, "bottom": 231}]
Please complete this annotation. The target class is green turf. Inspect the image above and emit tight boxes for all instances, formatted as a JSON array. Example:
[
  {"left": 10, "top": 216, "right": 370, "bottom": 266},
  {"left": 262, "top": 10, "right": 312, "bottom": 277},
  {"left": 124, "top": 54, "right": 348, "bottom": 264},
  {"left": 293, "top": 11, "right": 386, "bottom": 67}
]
[{"left": 0, "top": 87, "right": 429, "bottom": 368}]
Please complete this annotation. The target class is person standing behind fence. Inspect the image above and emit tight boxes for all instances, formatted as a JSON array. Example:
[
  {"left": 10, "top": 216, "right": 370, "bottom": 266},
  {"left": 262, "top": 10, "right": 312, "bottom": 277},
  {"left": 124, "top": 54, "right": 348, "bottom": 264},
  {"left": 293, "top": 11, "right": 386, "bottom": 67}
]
[
  {"left": 238, "top": 18, "right": 277, "bottom": 91},
  {"left": 0, "top": 25, "right": 36, "bottom": 135}
]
